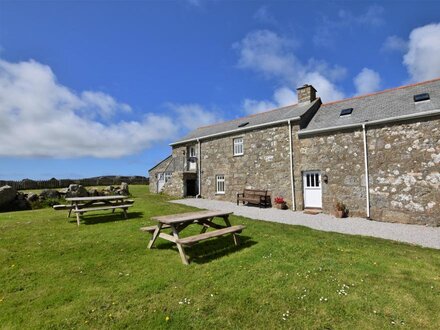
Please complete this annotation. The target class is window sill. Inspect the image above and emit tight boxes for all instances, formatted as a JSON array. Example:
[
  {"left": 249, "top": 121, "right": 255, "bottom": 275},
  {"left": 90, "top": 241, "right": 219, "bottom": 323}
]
[
  {"left": 233, "top": 153, "right": 244, "bottom": 157},
  {"left": 215, "top": 192, "right": 225, "bottom": 195}
]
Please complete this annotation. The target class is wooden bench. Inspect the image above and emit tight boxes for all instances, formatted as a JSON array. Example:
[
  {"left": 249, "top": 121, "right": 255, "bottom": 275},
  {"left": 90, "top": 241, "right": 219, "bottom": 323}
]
[
  {"left": 73, "top": 204, "right": 132, "bottom": 217},
  {"left": 176, "top": 225, "right": 245, "bottom": 246},
  {"left": 237, "top": 189, "right": 271, "bottom": 208},
  {"left": 53, "top": 199, "right": 134, "bottom": 210},
  {"left": 140, "top": 224, "right": 171, "bottom": 233}
]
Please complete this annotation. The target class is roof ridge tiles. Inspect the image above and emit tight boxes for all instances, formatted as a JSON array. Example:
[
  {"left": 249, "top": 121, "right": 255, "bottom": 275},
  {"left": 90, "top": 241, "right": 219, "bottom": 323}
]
[{"left": 322, "top": 77, "right": 440, "bottom": 107}]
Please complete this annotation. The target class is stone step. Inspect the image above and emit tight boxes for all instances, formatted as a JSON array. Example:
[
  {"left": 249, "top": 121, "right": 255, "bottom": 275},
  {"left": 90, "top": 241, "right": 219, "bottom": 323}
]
[{"left": 304, "top": 208, "right": 322, "bottom": 215}]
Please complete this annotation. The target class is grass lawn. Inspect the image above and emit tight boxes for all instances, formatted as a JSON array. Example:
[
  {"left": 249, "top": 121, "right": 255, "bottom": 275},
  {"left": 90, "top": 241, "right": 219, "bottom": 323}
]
[{"left": 1, "top": 185, "right": 439, "bottom": 329}]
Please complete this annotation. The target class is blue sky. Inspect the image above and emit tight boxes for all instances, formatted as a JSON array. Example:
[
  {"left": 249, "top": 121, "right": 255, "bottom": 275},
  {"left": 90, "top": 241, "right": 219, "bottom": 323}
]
[{"left": 0, "top": 0, "right": 439, "bottom": 180}]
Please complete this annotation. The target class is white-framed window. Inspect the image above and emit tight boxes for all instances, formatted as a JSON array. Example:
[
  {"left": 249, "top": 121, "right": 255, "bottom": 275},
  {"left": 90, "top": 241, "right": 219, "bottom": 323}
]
[
  {"left": 164, "top": 172, "right": 172, "bottom": 182},
  {"left": 216, "top": 175, "right": 225, "bottom": 194},
  {"left": 233, "top": 137, "right": 244, "bottom": 156},
  {"left": 189, "top": 146, "right": 196, "bottom": 157}
]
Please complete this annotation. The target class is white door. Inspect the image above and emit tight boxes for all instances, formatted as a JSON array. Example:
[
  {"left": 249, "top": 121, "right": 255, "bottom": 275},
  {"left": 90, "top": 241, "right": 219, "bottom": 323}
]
[
  {"left": 157, "top": 173, "right": 165, "bottom": 192},
  {"left": 303, "top": 171, "right": 322, "bottom": 208}
]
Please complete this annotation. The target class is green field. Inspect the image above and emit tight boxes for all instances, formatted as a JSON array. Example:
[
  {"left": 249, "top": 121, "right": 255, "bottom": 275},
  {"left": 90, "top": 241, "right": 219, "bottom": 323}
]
[{"left": 1, "top": 186, "right": 439, "bottom": 329}]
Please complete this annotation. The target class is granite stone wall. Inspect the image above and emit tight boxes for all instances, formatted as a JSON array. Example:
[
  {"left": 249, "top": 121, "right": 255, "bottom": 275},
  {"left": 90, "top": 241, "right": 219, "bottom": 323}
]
[
  {"left": 367, "top": 117, "right": 440, "bottom": 226},
  {"left": 199, "top": 123, "right": 294, "bottom": 206},
  {"left": 158, "top": 144, "right": 198, "bottom": 198},
  {"left": 162, "top": 172, "right": 185, "bottom": 197},
  {"left": 148, "top": 157, "right": 173, "bottom": 194},
  {"left": 296, "top": 128, "right": 367, "bottom": 217},
  {"left": 158, "top": 115, "right": 439, "bottom": 226},
  {"left": 297, "top": 116, "right": 440, "bottom": 225}
]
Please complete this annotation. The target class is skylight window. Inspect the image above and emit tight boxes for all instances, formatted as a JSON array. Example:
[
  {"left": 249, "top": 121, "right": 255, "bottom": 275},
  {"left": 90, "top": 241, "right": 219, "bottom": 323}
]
[
  {"left": 238, "top": 122, "right": 249, "bottom": 128},
  {"left": 340, "top": 108, "right": 353, "bottom": 117},
  {"left": 413, "top": 93, "right": 430, "bottom": 102}
]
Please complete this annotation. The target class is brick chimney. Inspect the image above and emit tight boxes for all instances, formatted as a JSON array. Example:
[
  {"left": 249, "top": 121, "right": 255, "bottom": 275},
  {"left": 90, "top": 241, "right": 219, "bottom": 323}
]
[{"left": 296, "top": 84, "right": 317, "bottom": 103}]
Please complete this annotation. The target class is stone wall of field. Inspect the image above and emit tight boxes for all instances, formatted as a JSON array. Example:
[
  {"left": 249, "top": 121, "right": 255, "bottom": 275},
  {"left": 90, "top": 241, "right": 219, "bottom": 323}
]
[
  {"left": 199, "top": 123, "right": 293, "bottom": 205},
  {"left": 1, "top": 176, "right": 148, "bottom": 191}
]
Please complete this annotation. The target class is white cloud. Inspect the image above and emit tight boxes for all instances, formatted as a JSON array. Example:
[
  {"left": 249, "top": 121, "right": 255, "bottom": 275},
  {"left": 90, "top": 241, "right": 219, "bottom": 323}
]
[
  {"left": 233, "top": 30, "right": 299, "bottom": 82},
  {"left": 243, "top": 86, "right": 298, "bottom": 114},
  {"left": 353, "top": 68, "right": 381, "bottom": 95},
  {"left": 313, "top": 5, "right": 385, "bottom": 48},
  {"left": 0, "top": 58, "right": 178, "bottom": 158},
  {"left": 253, "top": 6, "right": 277, "bottom": 24},
  {"left": 403, "top": 23, "right": 440, "bottom": 82},
  {"left": 382, "top": 35, "right": 408, "bottom": 53},
  {"left": 234, "top": 30, "right": 345, "bottom": 108},
  {"left": 243, "top": 98, "right": 277, "bottom": 115},
  {"left": 165, "top": 103, "right": 221, "bottom": 130},
  {"left": 273, "top": 87, "right": 297, "bottom": 106}
]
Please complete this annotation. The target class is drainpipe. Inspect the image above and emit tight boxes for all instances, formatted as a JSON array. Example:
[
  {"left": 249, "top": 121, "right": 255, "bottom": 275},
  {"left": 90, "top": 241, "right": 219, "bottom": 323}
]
[
  {"left": 196, "top": 138, "right": 201, "bottom": 198},
  {"left": 362, "top": 124, "right": 370, "bottom": 218},
  {"left": 288, "top": 120, "right": 296, "bottom": 211}
]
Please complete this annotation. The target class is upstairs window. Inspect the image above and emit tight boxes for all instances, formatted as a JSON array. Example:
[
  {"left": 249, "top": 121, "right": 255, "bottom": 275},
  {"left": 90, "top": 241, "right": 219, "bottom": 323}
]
[
  {"left": 189, "top": 146, "right": 196, "bottom": 157},
  {"left": 233, "top": 137, "right": 244, "bottom": 156},
  {"left": 216, "top": 175, "right": 225, "bottom": 194}
]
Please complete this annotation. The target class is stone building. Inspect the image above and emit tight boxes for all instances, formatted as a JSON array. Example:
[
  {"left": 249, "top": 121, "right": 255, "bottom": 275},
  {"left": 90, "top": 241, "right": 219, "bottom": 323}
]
[{"left": 149, "top": 79, "right": 440, "bottom": 226}]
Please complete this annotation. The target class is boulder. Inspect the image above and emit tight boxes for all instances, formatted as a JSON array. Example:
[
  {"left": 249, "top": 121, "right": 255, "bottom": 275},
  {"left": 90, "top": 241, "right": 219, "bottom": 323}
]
[
  {"left": 65, "top": 184, "right": 89, "bottom": 198},
  {"left": 88, "top": 188, "right": 100, "bottom": 197},
  {"left": 26, "top": 192, "right": 39, "bottom": 203},
  {"left": 104, "top": 185, "right": 115, "bottom": 192},
  {"left": 40, "top": 189, "right": 61, "bottom": 200},
  {"left": 116, "top": 182, "right": 129, "bottom": 196},
  {"left": 0, "top": 185, "right": 17, "bottom": 208},
  {"left": 59, "top": 188, "right": 69, "bottom": 195},
  {"left": 13, "top": 192, "right": 31, "bottom": 210},
  {"left": 0, "top": 188, "right": 31, "bottom": 211}
]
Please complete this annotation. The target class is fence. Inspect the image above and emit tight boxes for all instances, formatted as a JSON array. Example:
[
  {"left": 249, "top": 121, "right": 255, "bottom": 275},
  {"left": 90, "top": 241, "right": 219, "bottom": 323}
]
[{"left": 0, "top": 176, "right": 149, "bottom": 191}]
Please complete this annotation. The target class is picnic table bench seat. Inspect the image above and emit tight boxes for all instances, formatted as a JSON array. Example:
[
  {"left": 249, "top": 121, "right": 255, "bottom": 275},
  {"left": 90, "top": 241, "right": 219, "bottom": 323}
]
[
  {"left": 237, "top": 189, "right": 271, "bottom": 208},
  {"left": 140, "top": 224, "right": 171, "bottom": 232},
  {"left": 53, "top": 199, "right": 134, "bottom": 211},
  {"left": 73, "top": 204, "right": 133, "bottom": 220},
  {"left": 73, "top": 204, "right": 132, "bottom": 214},
  {"left": 176, "top": 225, "right": 245, "bottom": 246}
]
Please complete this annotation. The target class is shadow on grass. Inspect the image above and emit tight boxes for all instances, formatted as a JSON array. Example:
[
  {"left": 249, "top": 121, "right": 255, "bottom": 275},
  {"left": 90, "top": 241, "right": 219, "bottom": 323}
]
[
  {"left": 155, "top": 235, "right": 256, "bottom": 264},
  {"left": 68, "top": 211, "right": 144, "bottom": 225}
]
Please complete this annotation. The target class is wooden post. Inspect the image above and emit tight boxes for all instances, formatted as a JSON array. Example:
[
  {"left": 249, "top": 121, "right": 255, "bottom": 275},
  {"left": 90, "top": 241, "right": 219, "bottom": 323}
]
[
  {"left": 171, "top": 225, "right": 189, "bottom": 265},
  {"left": 75, "top": 206, "right": 81, "bottom": 226},
  {"left": 147, "top": 223, "right": 163, "bottom": 249},
  {"left": 223, "top": 215, "right": 238, "bottom": 246}
]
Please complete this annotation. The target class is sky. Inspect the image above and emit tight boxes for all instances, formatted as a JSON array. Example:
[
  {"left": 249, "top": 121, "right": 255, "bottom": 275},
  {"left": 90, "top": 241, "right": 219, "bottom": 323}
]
[{"left": 0, "top": 0, "right": 439, "bottom": 180}]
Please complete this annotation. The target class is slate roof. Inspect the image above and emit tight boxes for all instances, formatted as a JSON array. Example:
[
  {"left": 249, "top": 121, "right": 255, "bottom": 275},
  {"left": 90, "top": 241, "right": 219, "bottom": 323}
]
[
  {"left": 172, "top": 99, "right": 320, "bottom": 145},
  {"left": 148, "top": 155, "right": 172, "bottom": 172},
  {"left": 302, "top": 78, "right": 440, "bottom": 133}
]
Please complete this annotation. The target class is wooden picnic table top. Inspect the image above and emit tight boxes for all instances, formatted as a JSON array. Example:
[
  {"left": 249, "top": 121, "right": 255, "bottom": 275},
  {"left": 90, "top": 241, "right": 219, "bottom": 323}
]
[
  {"left": 151, "top": 210, "right": 233, "bottom": 224},
  {"left": 65, "top": 195, "right": 128, "bottom": 202}
]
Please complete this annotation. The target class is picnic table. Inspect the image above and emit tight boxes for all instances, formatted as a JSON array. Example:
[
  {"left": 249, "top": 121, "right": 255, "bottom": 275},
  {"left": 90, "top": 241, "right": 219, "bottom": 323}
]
[
  {"left": 55, "top": 195, "right": 133, "bottom": 226},
  {"left": 141, "top": 210, "right": 245, "bottom": 265}
]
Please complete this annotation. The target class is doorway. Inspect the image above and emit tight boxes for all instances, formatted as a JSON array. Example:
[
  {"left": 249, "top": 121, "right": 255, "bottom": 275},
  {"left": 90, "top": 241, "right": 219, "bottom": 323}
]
[{"left": 303, "top": 171, "right": 322, "bottom": 208}]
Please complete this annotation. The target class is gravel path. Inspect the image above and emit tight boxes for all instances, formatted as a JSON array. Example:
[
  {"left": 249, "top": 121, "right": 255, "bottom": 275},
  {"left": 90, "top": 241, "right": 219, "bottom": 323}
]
[{"left": 171, "top": 199, "right": 440, "bottom": 250}]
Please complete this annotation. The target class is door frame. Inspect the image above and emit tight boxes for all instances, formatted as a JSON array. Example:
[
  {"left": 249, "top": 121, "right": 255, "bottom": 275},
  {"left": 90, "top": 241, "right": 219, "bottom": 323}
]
[{"left": 303, "top": 170, "right": 323, "bottom": 209}]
